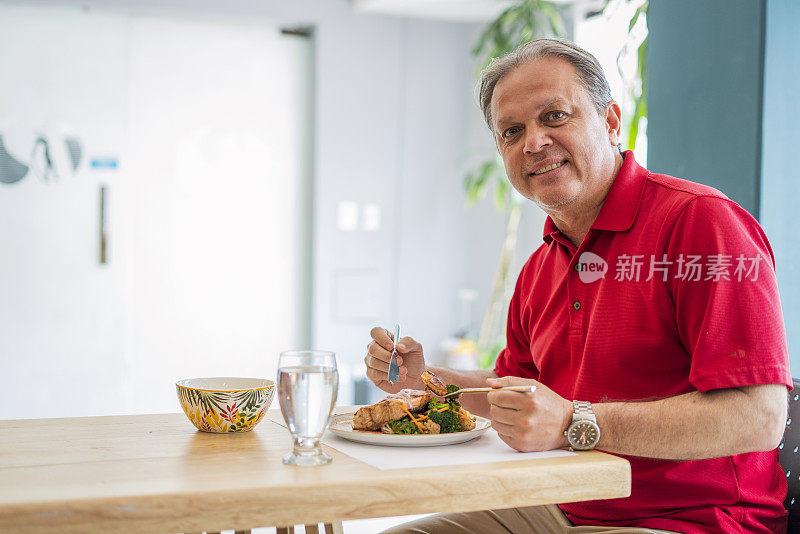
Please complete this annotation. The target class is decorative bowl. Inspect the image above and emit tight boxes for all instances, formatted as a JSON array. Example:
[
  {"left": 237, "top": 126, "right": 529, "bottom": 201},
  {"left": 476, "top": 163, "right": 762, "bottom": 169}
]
[{"left": 176, "top": 377, "right": 275, "bottom": 433}]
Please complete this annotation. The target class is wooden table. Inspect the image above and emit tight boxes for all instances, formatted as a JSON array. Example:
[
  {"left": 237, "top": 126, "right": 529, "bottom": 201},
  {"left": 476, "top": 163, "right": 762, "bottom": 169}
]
[{"left": 0, "top": 409, "right": 631, "bottom": 533}]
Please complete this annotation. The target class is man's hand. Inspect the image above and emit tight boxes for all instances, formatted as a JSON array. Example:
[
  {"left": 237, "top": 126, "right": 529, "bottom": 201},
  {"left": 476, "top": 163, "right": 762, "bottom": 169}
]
[
  {"left": 364, "top": 326, "right": 426, "bottom": 394},
  {"left": 486, "top": 375, "right": 573, "bottom": 452}
]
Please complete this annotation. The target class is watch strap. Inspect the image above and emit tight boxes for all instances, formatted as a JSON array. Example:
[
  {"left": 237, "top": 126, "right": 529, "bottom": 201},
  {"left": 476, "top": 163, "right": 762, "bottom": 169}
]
[{"left": 572, "top": 400, "right": 596, "bottom": 422}]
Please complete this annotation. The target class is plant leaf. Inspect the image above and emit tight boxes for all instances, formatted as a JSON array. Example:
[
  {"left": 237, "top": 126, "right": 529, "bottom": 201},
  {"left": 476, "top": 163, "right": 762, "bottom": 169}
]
[
  {"left": 627, "top": 34, "right": 648, "bottom": 150},
  {"left": 540, "top": 2, "right": 565, "bottom": 37},
  {"left": 628, "top": 0, "right": 649, "bottom": 32},
  {"left": 494, "top": 176, "right": 509, "bottom": 211},
  {"left": 465, "top": 160, "right": 495, "bottom": 207}
]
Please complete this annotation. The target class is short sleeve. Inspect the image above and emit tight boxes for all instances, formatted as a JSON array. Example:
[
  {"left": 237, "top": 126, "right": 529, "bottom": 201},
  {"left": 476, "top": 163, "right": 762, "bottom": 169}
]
[
  {"left": 665, "top": 196, "right": 791, "bottom": 392},
  {"left": 494, "top": 260, "right": 540, "bottom": 380}
]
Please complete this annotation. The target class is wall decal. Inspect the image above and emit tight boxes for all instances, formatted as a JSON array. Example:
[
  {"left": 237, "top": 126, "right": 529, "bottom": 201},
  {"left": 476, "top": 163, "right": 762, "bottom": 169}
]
[
  {"left": 0, "top": 134, "right": 29, "bottom": 184},
  {"left": 0, "top": 130, "right": 84, "bottom": 186}
]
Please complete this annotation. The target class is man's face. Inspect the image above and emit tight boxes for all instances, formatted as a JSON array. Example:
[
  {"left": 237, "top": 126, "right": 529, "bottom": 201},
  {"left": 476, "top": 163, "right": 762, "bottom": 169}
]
[{"left": 490, "top": 57, "right": 621, "bottom": 212}]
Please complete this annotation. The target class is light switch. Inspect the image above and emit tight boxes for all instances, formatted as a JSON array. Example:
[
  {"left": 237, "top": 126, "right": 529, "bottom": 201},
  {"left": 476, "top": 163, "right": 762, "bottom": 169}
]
[
  {"left": 336, "top": 201, "right": 358, "bottom": 231},
  {"left": 362, "top": 203, "right": 381, "bottom": 231}
]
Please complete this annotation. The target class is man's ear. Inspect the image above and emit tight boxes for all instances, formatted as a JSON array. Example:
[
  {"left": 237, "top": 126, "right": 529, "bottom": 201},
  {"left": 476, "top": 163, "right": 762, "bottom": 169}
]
[{"left": 605, "top": 101, "right": 622, "bottom": 146}]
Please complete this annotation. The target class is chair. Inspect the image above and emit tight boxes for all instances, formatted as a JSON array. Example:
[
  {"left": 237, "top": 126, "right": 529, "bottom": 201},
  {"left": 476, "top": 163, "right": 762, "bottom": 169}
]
[{"left": 779, "top": 378, "right": 800, "bottom": 533}]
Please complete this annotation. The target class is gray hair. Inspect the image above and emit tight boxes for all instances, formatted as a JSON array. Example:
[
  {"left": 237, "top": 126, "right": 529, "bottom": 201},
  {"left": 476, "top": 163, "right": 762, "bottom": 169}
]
[{"left": 478, "top": 38, "right": 614, "bottom": 133}]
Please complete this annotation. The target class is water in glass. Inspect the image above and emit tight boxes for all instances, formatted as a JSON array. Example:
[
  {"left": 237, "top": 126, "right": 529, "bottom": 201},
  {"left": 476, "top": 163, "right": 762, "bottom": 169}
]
[
  {"left": 277, "top": 351, "right": 338, "bottom": 466},
  {"left": 278, "top": 365, "right": 338, "bottom": 440}
]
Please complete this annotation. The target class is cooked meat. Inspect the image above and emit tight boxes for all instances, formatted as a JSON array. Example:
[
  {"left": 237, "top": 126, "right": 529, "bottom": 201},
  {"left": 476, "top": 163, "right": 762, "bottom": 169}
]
[
  {"left": 420, "top": 370, "right": 448, "bottom": 396},
  {"left": 458, "top": 409, "right": 476, "bottom": 431},
  {"left": 353, "top": 389, "right": 433, "bottom": 430},
  {"left": 421, "top": 419, "right": 441, "bottom": 434}
]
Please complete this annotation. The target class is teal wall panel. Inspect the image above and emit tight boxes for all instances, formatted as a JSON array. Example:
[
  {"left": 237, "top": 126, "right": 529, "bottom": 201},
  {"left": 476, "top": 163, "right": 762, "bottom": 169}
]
[{"left": 647, "top": 0, "right": 764, "bottom": 217}]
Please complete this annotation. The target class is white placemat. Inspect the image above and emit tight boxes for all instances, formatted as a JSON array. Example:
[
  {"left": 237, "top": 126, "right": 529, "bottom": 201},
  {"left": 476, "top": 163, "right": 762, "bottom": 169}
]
[{"left": 321, "top": 428, "right": 575, "bottom": 470}]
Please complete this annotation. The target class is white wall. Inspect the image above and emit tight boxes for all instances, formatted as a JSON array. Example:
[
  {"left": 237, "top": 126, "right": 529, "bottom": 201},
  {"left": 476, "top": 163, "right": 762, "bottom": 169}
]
[
  {"left": 122, "top": 16, "right": 313, "bottom": 413},
  {"left": 0, "top": 4, "right": 313, "bottom": 418},
  {"left": 0, "top": 5, "right": 131, "bottom": 418}
]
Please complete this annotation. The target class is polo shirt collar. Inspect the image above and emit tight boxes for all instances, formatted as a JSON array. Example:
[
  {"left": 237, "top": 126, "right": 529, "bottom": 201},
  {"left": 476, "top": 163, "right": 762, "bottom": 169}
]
[{"left": 542, "top": 151, "right": 648, "bottom": 243}]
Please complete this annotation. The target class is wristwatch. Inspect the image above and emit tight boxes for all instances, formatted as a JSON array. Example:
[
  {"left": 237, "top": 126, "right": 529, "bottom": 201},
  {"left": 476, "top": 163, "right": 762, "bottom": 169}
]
[{"left": 564, "top": 400, "right": 600, "bottom": 450}]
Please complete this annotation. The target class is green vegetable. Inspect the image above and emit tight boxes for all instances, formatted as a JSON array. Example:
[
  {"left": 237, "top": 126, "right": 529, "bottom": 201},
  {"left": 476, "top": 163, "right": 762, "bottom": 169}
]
[
  {"left": 428, "top": 390, "right": 462, "bottom": 413},
  {"left": 388, "top": 417, "right": 421, "bottom": 434},
  {"left": 445, "top": 384, "right": 462, "bottom": 411},
  {"left": 427, "top": 408, "right": 462, "bottom": 434},
  {"left": 427, "top": 398, "right": 448, "bottom": 411}
]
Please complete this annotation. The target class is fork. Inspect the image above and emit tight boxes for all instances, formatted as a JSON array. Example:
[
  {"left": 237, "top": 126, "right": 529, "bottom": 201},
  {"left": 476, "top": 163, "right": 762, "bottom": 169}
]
[{"left": 442, "top": 385, "right": 536, "bottom": 398}]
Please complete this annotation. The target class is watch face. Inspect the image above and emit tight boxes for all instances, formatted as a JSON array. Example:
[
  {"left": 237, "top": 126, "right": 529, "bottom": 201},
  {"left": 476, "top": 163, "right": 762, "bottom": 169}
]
[{"left": 568, "top": 420, "right": 599, "bottom": 450}]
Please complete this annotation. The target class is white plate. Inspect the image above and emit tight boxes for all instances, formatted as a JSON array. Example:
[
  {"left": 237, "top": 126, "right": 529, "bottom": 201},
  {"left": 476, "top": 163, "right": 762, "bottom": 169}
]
[{"left": 327, "top": 412, "right": 492, "bottom": 447}]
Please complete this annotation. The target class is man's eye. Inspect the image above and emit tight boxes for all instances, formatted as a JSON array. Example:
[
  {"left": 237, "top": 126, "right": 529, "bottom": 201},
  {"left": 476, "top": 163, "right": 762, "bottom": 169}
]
[
  {"left": 503, "top": 127, "right": 521, "bottom": 138},
  {"left": 547, "top": 111, "right": 567, "bottom": 121}
]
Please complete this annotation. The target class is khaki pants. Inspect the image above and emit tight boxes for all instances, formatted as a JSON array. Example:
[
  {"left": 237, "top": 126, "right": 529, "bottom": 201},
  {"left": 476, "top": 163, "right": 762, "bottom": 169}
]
[{"left": 380, "top": 505, "right": 677, "bottom": 534}]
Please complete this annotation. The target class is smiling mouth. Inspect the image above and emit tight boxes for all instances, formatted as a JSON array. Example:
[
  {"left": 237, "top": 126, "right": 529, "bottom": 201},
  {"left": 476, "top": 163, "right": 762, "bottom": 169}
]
[{"left": 532, "top": 160, "right": 567, "bottom": 176}]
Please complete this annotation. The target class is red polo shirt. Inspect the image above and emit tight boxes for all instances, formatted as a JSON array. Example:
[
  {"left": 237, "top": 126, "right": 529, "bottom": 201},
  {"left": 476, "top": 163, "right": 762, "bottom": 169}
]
[{"left": 494, "top": 152, "right": 791, "bottom": 533}]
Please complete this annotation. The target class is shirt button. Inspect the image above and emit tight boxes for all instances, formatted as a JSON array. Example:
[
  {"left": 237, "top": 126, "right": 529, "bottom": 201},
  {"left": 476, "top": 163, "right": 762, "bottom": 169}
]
[{"left": 573, "top": 300, "right": 581, "bottom": 311}]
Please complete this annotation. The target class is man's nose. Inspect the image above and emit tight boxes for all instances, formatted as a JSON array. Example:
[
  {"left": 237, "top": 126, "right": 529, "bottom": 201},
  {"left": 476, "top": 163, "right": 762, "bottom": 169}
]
[{"left": 523, "top": 126, "right": 552, "bottom": 154}]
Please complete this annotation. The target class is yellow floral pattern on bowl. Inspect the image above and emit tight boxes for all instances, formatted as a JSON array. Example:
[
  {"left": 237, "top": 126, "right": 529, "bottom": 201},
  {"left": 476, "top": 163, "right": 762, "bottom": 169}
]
[{"left": 176, "top": 377, "right": 275, "bottom": 433}]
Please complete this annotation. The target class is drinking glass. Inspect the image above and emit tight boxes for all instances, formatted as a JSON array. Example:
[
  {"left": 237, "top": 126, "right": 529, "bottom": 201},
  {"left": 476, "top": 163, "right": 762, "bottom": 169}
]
[{"left": 277, "top": 350, "right": 339, "bottom": 466}]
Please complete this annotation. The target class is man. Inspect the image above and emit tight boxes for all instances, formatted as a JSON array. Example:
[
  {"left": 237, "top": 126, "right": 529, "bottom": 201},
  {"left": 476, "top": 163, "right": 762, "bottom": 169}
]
[{"left": 364, "top": 39, "right": 791, "bottom": 533}]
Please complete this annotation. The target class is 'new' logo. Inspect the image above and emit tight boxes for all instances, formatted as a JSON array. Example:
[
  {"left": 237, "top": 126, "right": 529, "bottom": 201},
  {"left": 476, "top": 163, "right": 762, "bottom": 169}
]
[{"left": 575, "top": 252, "right": 608, "bottom": 283}]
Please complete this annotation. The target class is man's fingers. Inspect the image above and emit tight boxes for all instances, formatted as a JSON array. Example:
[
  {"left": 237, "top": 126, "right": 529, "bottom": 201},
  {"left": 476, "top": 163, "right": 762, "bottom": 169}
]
[
  {"left": 370, "top": 326, "right": 395, "bottom": 351},
  {"left": 487, "top": 390, "right": 528, "bottom": 410},
  {"left": 495, "top": 431, "right": 530, "bottom": 453},
  {"left": 487, "top": 375, "right": 538, "bottom": 387},
  {"left": 366, "top": 366, "right": 405, "bottom": 385},
  {"left": 366, "top": 367, "right": 388, "bottom": 385},
  {"left": 369, "top": 329, "right": 419, "bottom": 354},
  {"left": 494, "top": 429, "right": 522, "bottom": 451},
  {"left": 490, "top": 418, "right": 516, "bottom": 436},
  {"left": 396, "top": 336, "right": 418, "bottom": 352},
  {"left": 489, "top": 403, "right": 521, "bottom": 425},
  {"left": 367, "top": 340, "right": 391, "bottom": 364},
  {"left": 366, "top": 354, "right": 390, "bottom": 374},
  {"left": 487, "top": 376, "right": 512, "bottom": 387}
]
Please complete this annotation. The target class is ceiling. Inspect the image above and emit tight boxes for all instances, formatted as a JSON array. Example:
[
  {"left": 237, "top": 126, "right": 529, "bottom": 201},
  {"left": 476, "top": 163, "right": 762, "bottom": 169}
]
[{"left": 352, "top": 0, "right": 599, "bottom": 23}]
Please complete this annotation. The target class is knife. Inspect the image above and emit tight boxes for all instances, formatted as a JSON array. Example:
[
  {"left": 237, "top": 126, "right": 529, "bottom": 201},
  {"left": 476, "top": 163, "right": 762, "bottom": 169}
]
[{"left": 387, "top": 323, "right": 401, "bottom": 385}]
